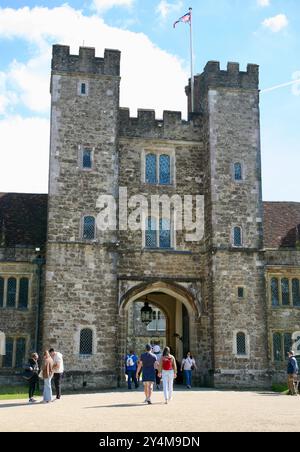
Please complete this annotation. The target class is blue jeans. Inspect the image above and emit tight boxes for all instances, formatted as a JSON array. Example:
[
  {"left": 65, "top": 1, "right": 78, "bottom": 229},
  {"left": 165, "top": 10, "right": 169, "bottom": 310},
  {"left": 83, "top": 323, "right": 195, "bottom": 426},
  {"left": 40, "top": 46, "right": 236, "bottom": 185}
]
[
  {"left": 43, "top": 377, "right": 53, "bottom": 402},
  {"left": 127, "top": 370, "right": 138, "bottom": 389},
  {"left": 184, "top": 370, "right": 192, "bottom": 387}
]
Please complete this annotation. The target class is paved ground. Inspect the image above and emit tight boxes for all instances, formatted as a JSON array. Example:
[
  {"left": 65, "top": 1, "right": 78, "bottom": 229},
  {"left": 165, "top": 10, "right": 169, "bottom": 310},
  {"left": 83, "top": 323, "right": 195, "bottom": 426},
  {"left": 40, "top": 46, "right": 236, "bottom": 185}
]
[{"left": 1, "top": 388, "right": 300, "bottom": 432}]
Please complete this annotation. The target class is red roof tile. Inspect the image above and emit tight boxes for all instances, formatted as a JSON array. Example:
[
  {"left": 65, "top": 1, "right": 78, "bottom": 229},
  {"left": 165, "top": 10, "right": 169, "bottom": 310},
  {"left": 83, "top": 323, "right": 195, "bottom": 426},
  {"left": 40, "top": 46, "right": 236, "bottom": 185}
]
[{"left": 263, "top": 202, "right": 300, "bottom": 249}]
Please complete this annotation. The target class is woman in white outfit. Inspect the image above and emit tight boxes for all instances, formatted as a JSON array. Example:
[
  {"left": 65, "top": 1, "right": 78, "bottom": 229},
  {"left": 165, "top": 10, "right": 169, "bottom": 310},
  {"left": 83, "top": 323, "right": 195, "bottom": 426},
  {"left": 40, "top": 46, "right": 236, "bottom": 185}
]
[
  {"left": 158, "top": 347, "right": 177, "bottom": 404},
  {"left": 181, "top": 352, "right": 197, "bottom": 389}
]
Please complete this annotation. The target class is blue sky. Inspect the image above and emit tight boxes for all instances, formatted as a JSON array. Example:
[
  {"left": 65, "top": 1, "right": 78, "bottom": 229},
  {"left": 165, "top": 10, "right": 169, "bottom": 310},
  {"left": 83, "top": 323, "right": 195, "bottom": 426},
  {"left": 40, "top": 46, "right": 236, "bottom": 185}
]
[{"left": 0, "top": 0, "right": 299, "bottom": 200}]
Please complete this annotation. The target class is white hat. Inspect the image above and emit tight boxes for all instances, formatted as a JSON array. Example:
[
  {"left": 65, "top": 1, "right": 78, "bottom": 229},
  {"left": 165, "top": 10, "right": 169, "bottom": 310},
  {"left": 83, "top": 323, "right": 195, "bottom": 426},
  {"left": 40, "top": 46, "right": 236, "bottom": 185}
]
[{"left": 153, "top": 345, "right": 161, "bottom": 353}]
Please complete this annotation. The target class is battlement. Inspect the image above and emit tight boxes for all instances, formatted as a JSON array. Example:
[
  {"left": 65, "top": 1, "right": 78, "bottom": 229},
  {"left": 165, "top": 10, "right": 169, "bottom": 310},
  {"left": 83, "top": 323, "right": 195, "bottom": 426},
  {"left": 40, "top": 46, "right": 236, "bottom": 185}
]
[
  {"left": 51, "top": 45, "right": 120, "bottom": 76},
  {"left": 196, "top": 61, "right": 259, "bottom": 90},
  {"left": 119, "top": 108, "right": 202, "bottom": 140}
]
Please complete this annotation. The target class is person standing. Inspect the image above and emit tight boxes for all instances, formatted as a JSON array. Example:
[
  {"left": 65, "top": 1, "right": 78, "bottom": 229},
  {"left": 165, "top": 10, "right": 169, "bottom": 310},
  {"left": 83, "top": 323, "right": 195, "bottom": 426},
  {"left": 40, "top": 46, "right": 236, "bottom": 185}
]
[
  {"left": 25, "top": 352, "right": 39, "bottom": 403},
  {"left": 287, "top": 351, "right": 298, "bottom": 396},
  {"left": 136, "top": 344, "right": 157, "bottom": 405},
  {"left": 49, "top": 348, "right": 64, "bottom": 400},
  {"left": 158, "top": 347, "right": 177, "bottom": 404},
  {"left": 181, "top": 352, "right": 197, "bottom": 389},
  {"left": 153, "top": 345, "right": 162, "bottom": 390},
  {"left": 42, "top": 350, "right": 54, "bottom": 403},
  {"left": 125, "top": 350, "right": 139, "bottom": 390}
]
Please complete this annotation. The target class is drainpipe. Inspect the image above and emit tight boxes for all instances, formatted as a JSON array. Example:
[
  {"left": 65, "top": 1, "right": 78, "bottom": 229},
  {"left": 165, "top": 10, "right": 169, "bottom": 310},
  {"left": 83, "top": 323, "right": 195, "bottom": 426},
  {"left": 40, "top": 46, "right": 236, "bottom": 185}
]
[{"left": 33, "top": 251, "right": 45, "bottom": 353}]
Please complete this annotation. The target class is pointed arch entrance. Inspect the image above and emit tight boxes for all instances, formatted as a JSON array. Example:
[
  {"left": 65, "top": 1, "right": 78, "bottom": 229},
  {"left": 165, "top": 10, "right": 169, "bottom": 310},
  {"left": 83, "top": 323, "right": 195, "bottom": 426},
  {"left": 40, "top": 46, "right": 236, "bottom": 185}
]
[{"left": 117, "top": 281, "right": 200, "bottom": 385}]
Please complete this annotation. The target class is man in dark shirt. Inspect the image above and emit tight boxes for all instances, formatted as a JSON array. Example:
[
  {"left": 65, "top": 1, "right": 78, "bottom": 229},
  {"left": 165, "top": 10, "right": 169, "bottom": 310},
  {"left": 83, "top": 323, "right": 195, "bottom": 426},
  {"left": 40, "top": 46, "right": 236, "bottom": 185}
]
[{"left": 136, "top": 344, "right": 157, "bottom": 405}]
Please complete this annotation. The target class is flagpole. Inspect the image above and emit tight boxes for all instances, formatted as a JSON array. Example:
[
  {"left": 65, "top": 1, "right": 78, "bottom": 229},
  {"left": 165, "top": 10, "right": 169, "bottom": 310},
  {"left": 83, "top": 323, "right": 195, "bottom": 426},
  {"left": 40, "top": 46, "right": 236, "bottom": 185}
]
[{"left": 189, "top": 7, "right": 194, "bottom": 113}]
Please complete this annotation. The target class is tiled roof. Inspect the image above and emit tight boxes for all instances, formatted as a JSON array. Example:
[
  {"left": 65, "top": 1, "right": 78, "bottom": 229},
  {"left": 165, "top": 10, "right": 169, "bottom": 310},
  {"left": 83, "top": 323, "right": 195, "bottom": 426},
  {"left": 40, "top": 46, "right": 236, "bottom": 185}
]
[
  {"left": 263, "top": 202, "right": 300, "bottom": 249},
  {"left": 0, "top": 193, "right": 48, "bottom": 247}
]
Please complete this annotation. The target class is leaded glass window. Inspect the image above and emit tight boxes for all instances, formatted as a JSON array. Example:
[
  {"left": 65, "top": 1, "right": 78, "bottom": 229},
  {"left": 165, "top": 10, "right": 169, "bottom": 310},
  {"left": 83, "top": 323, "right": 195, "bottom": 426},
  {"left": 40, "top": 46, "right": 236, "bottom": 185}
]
[
  {"left": 0, "top": 277, "right": 4, "bottom": 308},
  {"left": 238, "top": 287, "right": 245, "bottom": 299},
  {"left": 159, "top": 218, "right": 171, "bottom": 249},
  {"left": 83, "top": 216, "right": 96, "bottom": 240},
  {"left": 271, "top": 278, "right": 279, "bottom": 306},
  {"left": 281, "top": 278, "right": 290, "bottom": 306},
  {"left": 145, "top": 217, "right": 157, "bottom": 249},
  {"left": 293, "top": 279, "right": 300, "bottom": 307},
  {"left": 19, "top": 278, "right": 29, "bottom": 309},
  {"left": 146, "top": 154, "right": 157, "bottom": 184},
  {"left": 83, "top": 148, "right": 92, "bottom": 169},
  {"left": 159, "top": 155, "right": 171, "bottom": 185},
  {"left": 80, "top": 329, "right": 93, "bottom": 356},
  {"left": 234, "top": 163, "right": 243, "bottom": 181},
  {"left": 284, "top": 333, "right": 292, "bottom": 359},
  {"left": 233, "top": 227, "right": 242, "bottom": 247},
  {"left": 15, "top": 338, "right": 26, "bottom": 368},
  {"left": 7, "top": 278, "right": 16, "bottom": 308},
  {"left": 273, "top": 333, "right": 282, "bottom": 362},
  {"left": 236, "top": 332, "right": 246, "bottom": 356},
  {"left": 3, "top": 337, "right": 13, "bottom": 368}
]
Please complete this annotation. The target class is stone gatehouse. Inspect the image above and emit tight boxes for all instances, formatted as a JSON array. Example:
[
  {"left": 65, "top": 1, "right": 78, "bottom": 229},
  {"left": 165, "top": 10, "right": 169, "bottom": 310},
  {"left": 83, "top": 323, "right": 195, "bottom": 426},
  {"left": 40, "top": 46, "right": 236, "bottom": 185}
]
[{"left": 0, "top": 45, "right": 300, "bottom": 389}]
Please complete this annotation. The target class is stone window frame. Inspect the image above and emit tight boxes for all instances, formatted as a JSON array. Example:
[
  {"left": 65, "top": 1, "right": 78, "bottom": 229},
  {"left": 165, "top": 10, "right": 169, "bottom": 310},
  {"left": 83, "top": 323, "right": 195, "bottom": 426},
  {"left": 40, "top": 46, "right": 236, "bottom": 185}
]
[
  {"left": 268, "top": 274, "right": 300, "bottom": 308},
  {"left": 232, "top": 161, "right": 245, "bottom": 183},
  {"left": 80, "top": 214, "right": 97, "bottom": 242},
  {"left": 233, "top": 330, "right": 250, "bottom": 359},
  {"left": 141, "top": 148, "right": 176, "bottom": 187},
  {"left": 271, "top": 330, "right": 294, "bottom": 363},
  {"left": 147, "top": 308, "right": 167, "bottom": 332},
  {"left": 231, "top": 225, "right": 244, "bottom": 248},
  {"left": 237, "top": 286, "right": 246, "bottom": 300},
  {"left": 0, "top": 274, "right": 32, "bottom": 310},
  {"left": 78, "top": 145, "right": 95, "bottom": 171},
  {"left": 75, "top": 326, "right": 96, "bottom": 358},
  {"left": 0, "top": 334, "right": 29, "bottom": 369},
  {"left": 142, "top": 213, "right": 176, "bottom": 251},
  {"left": 77, "top": 80, "right": 89, "bottom": 97}
]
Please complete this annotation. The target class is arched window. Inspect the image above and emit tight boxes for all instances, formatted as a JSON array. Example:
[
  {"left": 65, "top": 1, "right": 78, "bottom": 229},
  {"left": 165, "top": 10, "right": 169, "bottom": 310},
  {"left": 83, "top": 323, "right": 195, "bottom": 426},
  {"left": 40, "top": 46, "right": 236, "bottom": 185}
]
[
  {"left": 234, "top": 162, "right": 243, "bottom": 181},
  {"left": 0, "top": 277, "right": 4, "bottom": 308},
  {"left": 83, "top": 216, "right": 96, "bottom": 240},
  {"left": 146, "top": 154, "right": 157, "bottom": 184},
  {"left": 80, "top": 329, "right": 93, "bottom": 356},
  {"left": 7, "top": 278, "right": 16, "bottom": 308},
  {"left": 233, "top": 227, "right": 243, "bottom": 247},
  {"left": 281, "top": 278, "right": 290, "bottom": 306},
  {"left": 271, "top": 278, "right": 279, "bottom": 306},
  {"left": 159, "top": 218, "right": 171, "bottom": 249},
  {"left": 292, "top": 279, "right": 300, "bottom": 307},
  {"left": 19, "top": 278, "right": 29, "bottom": 309},
  {"left": 236, "top": 332, "right": 246, "bottom": 356},
  {"left": 159, "top": 155, "right": 171, "bottom": 185},
  {"left": 83, "top": 148, "right": 92, "bottom": 169},
  {"left": 273, "top": 333, "right": 282, "bottom": 362},
  {"left": 3, "top": 337, "right": 13, "bottom": 368},
  {"left": 15, "top": 338, "right": 26, "bottom": 368},
  {"left": 145, "top": 217, "right": 157, "bottom": 249}
]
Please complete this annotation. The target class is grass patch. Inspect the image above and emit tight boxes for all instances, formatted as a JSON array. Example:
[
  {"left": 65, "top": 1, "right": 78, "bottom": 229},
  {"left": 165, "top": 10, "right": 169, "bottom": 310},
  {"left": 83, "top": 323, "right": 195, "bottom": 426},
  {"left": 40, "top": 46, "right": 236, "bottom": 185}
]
[
  {"left": 0, "top": 385, "right": 41, "bottom": 400},
  {"left": 271, "top": 384, "right": 289, "bottom": 394}
]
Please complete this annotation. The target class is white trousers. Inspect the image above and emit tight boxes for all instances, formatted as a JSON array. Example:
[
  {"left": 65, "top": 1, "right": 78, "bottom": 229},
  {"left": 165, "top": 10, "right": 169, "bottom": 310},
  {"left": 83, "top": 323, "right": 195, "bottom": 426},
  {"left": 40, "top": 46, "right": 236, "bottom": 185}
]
[{"left": 162, "top": 370, "right": 174, "bottom": 401}]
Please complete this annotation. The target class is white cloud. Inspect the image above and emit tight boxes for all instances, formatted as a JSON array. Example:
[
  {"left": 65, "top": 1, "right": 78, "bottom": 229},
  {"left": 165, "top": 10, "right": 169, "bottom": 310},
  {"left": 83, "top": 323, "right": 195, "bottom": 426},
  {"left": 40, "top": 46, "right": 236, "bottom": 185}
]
[
  {"left": 0, "top": 72, "right": 18, "bottom": 115},
  {"left": 257, "top": 0, "right": 270, "bottom": 7},
  {"left": 262, "top": 14, "right": 288, "bottom": 32},
  {"left": 0, "top": 6, "right": 188, "bottom": 117},
  {"left": 0, "top": 116, "right": 49, "bottom": 193},
  {"left": 92, "top": 0, "right": 134, "bottom": 13},
  {"left": 156, "top": 1, "right": 183, "bottom": 20}
]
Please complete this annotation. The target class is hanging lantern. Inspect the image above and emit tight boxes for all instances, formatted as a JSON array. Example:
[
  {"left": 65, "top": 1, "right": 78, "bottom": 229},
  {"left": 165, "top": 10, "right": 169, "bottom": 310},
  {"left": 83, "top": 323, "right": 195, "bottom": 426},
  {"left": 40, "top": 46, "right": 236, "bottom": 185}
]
[{"left": 141, "top": 301, "right": 153, "bottom": 325}]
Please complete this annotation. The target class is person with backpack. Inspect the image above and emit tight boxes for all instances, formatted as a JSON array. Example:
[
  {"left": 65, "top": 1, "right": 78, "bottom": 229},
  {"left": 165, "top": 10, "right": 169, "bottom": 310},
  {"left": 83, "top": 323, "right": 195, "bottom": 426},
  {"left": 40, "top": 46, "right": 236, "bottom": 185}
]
[
  {"left": 125, "top": 350, "right": 139, "bottom": 390},
  {"left": 287, "top": 351, "right": 299, "bottom": 395},
  {"left": 158, "top": 347, "right": 177, "bottom": 404}
]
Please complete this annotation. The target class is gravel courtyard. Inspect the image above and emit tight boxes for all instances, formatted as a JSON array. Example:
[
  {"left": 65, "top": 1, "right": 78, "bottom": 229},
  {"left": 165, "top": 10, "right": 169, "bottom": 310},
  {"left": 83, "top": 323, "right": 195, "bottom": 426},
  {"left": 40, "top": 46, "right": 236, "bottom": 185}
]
[{"left": 1, "top": 389, "right": 300, "bottom": 433}]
